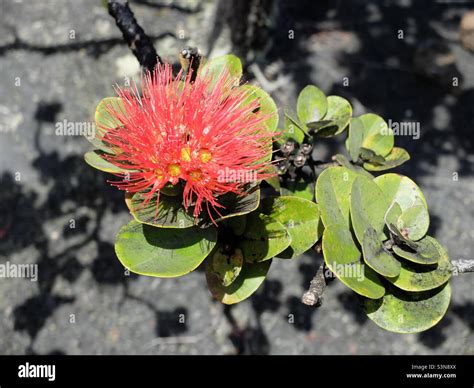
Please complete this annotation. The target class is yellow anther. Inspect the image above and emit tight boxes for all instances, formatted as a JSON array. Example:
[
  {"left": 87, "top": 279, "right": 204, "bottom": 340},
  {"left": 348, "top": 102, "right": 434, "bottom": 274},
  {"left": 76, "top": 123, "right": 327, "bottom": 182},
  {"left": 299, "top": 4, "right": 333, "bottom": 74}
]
[
  {"left": 199, "top": 149, "right": 212, "bottom": 163},
  {"left": 189, "top": 170, "right": 202, "bottom": 181},
  {"left": 155, "top": 168, "right": 164, "bottom": 179},
  {"left": 180, "top": 147, "right": 192, "bottom": 162},
  {"left": 168, "top": 164, "right": 181, "bottom": 177}
]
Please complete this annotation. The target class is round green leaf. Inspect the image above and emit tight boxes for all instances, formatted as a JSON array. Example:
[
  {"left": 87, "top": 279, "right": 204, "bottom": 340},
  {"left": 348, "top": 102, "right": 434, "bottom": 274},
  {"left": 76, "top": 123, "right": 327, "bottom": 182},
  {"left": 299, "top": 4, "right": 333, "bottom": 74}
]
[
  {"left": 333, "top": 154, "right": 374, "bottom": 179},
  {"left": 281, "top": 113, "right": 306, "bottom": 144},
  {"left": 387, "top": 223, "right": 419, "bottom": 250},
  {"left": 397, "top": 200, "right": 429, "bottom": 241},
  {"left": 126, "top": 191, "right": 196, "bottom": 228},
  {"left": 350, "top": 175, "right": 391, "bottom": 243},
  {"left": 359, "top": 113, "right": 394, "bottom": 157},
  {"left": 115, "top": 220, "right": 217, "bottom": 277},
  {"left": 322, "top": 224, "right": 385, "bottom": 299},
  {"left": 312, "top": 95, "right": 352, "bottom": 137},
  {"left": 199, "top": 54, "right": 242, "bottom": 86},
  {"left": 374, "top": 173, "right": 428, "bottom": 212},
  {"left": 316, "top": 166, "right": 359, "bottom": 229},
  {"left": 392, "top": 236, "right": 445, "bottom": 265},
  {"left": 84, "top": 150, "right": 127, "bottom": 173},
  {"left": 208, "top": 186, "right": 260, "bottom": 223},
  {"left": 91, "top": 97, "right": 125, "bottom": 153},
  {"left": 362, "top": 227, "right": 401, "bottom": 277},
  {"left": 307, "top": 119, "right": 333, "bottom": 134},
  {"left": 280, "top": 180, "right": 314, "bottom": 201},
  {"left": 206, "top": 260, "right": 271, "bottom": 304},
  {"left": 261, "top": 196, "right": 321, "bottom": 259},
  {"left": 239, "top": 84, "right": 278, "bottom": 133},
  {"left": 364, "top": 147, "right": 410, "bottom": 171},
  {"left": 363, "top": 283, "right": 451, "bottom": 333},
  {"left": 387, "top": 254, "right": 452, "bottom": 292},
  {"left": 359, "top": 147, "right": 385, "bottom": 165},
  {"left": 207, "top": 247, "right": 244, "bottom": 287},
  {"left": 346, "top": 117, "right": 365, "bottom": 162},
  {"left": 384, "top": 202, "right": 402, "bottom": 231},
  {"left": 238, "top": 213, "right": 291, "bottom": 263},
  {"left": 296, "top": 85, "right": 328, "bottom": 125}
]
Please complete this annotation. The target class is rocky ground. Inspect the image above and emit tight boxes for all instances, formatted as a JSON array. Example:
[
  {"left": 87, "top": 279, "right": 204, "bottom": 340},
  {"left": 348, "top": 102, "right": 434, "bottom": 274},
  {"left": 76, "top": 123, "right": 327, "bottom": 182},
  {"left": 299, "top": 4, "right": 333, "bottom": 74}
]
[{"left": 0, "top": 0, "right": 473, "bottom": 355}]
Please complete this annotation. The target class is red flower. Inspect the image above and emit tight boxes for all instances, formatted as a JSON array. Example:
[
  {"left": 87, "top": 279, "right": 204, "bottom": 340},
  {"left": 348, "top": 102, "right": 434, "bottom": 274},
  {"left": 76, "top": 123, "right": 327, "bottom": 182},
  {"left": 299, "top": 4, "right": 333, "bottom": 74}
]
[{"left": 101, "top": 64, "right": 275, "bottom": 220}]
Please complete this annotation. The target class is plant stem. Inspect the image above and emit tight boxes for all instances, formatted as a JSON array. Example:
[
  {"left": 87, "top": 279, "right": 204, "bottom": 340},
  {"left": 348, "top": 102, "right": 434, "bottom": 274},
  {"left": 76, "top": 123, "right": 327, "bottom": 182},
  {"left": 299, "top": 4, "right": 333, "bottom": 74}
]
[
  {"left": 452, "top": 259, "right": 474, "bottom": 274},
  {"left": 108, "top": 0, "right": 162, "bottom": 71},
  {"left": 302, "top": 263, "right": 327, "bottom": 306}
]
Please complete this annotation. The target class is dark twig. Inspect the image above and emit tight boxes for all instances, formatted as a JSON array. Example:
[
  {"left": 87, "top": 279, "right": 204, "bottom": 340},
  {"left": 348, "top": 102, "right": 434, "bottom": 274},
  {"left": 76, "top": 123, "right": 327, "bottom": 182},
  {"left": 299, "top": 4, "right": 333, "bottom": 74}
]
[
  {"left": 302, "top": 263, "right": 327, "bottom": 307},
  {"left": 302, "top": 258, "right": 474, "bottom": 308},
  {"left": 452, "top": 259, "right": 474, "bottom": 275},
  {"left": 108, "top": 0, "right": 162, "bottom": 72}
]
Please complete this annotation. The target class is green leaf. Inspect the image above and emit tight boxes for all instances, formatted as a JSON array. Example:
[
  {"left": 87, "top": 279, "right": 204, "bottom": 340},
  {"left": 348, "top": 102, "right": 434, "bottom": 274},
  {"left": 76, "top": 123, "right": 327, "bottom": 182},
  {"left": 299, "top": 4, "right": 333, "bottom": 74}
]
[
  {"left": 384, "top": 202, "right": 418, "bottom": 249},
  {"left": 261, "top": 196, "right": 321, "bottom": 259},
  {"left": 388, "top": 223, "right": 419, "bottom": 249},
  {"left": 361, "top": 227, "right": 401, "bottom": 277},
  {"left": 322, "top": 224, "right": 385, "bottom": 299},
  {"left": 208, "top": 186, "right": 261, "bottom": 223},
  {"left": 374, "top": 173, "right": 428, "bottom": 212},
  {"left": 384, "top": 202, "right": 402, "bottom": 231},
  {"left": 389, "top": 224, "right": 417, "bottom": 249},
  {"left": 397, "top": 199, "right": 429, "bottom": 241},
  {"left": 207, "top": 247, "right": 244, "bottom": 287},
  {"left": 364, "top": 147, "right": 410, "bottom": 171},
  {"left": 359, "top": 147, "right": 385, "bottom": 165},
  {"left": 387, "top": 254, "right": 452, "bottom": 292},
  {"left": 281, "top": 113, "right": 306, "bottom": 144},
  {"left": 280, "top": 180, "right": 314, "bottom": 201},
  {"left": 199, "top": 54, "right": 242, "bottom": 86},
  {"left": 238, "top": 213, "right": 291, "bottom": 263},
  {"left": 296, "top": 85, "right": 328, "bottom": 125},
  {"left": 307, "top": 120, "right": 333, "bottom": 133},
  {"left": 84, "top": 150, "right": 127, "bottom": 173},
  {"left": 346, "top": 117, "right": 365, "bottom": 162},
  {"left": 239, "top": 84, "right": 278, "bottom": 133},
  {"left": 206, "top": 260, "right": 271, "bottom": 304},
  {"left": 126, "top": 191, "right": 196, "bottom": 228},
  {"left": 392, "top": 236, "right": 444, "bottom": 265},
  {"left": 363, "top": 283, "right": 451, "bottom": 333},
  {"left": 238, "top": 85, "right": 277, "bottom": 163},
  {"left": 312, "top": 95, "right": 352, "bottom": 137},
  {"left": 350, "top": 175, "right": 391, "bottom": 243},
  {"left": 333, "top": 154, "right": 374, "bottom": 178},
  {"left": 115, "top": 220, "right": 217, "bottom": 277},
  {"left": 91, "top": 97, "right": 125, "bottom": 153},
  {"left": 315, "top": 166, "right": 359, "bottom": 229},
  {"left": 359, "top": 113, "right": 394, "bottom": 157},
  {"left": 264, "top": 173, "right": 281, "bottom": 191}
]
